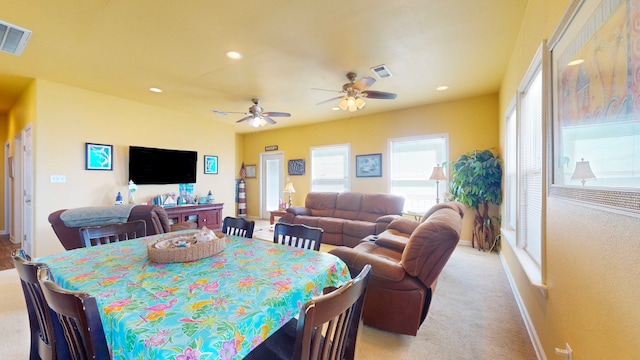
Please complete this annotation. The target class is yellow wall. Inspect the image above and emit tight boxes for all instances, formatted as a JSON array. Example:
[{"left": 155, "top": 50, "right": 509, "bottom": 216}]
[
  {"left": 8, "top": 79, "right": 238, "bottom": 257},
  {"left": 0, "top": 113, "right": 6, "bottom": 232},
  {"left": 240, "top": 93, "right": 499, "bottom": 242},
  {"left": 499, "top": 0, "right": 640, "bottom": 357}
]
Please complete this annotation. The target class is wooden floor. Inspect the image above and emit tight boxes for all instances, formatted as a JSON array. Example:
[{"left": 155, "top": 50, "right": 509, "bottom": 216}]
[{"left": 0, "top": 235, "right": 21, "bottom": 271}]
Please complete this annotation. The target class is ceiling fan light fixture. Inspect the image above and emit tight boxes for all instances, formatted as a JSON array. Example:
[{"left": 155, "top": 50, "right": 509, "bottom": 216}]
[
  {"left": 348, "top": 103, "right": 357, "bottom": 112},
  {"left": 347, "top": 96, "right": 356, "bottom": 107},
  {"left": 338, "top": 99, "right": 348, "bottom": 111},
  {"left": 355, "top": 97, "right": 366, "bottom": 109}
]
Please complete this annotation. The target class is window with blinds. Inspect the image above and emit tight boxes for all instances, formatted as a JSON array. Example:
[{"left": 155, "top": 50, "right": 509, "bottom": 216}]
[
  {"left": 518, "top": 69, "right": 543, "bottom": 266},
  {"left": 310, "top": 144, "right": 350, "bottom": 192}
]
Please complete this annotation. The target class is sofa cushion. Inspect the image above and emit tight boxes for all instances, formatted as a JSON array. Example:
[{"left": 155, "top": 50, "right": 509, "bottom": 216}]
[
  {"left": 292, "top": 215, "right": 320, "bottom": 227},
  {"left": 387, "top": 218, "right": 420, "bottom": 235},
  {"left": 343, "top": 220, "right": 377, "bottom": 239},
  {"left": 357, "top": 193, "right": 405, "bottom": 222},
  {"left": 317, "top": 217, "right": 344, "bottom": 234},
  {"left": 421, "top": 202, "right": 465, "bottom": 222},
  {"left": 333, "top": 192, "right": 363, "bottom": 219},
  {"left": 305, "top": 192, "right": 337, "bottom": 217}
]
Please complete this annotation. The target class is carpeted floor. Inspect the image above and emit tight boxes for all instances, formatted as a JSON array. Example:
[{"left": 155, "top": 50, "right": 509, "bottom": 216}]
[{"left": 0, "top": 229, "right": 537, "bottom": 359}]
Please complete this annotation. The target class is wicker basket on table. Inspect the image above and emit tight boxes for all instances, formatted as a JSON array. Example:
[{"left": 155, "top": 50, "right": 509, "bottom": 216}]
[{"left": 147, "top": 231, "right": 226, "bottom": 263}]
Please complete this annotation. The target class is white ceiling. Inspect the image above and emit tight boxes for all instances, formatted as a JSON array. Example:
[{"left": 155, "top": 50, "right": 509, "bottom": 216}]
[{"left": 0, "top": 0, "right": 528, "bottom": 133}]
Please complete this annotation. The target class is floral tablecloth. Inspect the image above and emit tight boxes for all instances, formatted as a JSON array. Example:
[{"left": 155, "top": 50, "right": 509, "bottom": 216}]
[{"left": 38, "top": 230, "right": 351, "bottom": 359}]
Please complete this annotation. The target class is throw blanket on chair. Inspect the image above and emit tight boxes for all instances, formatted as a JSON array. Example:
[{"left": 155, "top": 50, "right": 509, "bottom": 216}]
[{"left": 60, "top": 204, "right": 137, "bottom": 227}]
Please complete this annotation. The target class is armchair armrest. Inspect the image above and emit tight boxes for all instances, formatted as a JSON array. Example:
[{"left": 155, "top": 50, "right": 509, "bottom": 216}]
[
  {"left": 285, "top": 206, "right": 310, "bottom": 216},
  {"left": 375, "top": 214, "right": 403, "bottom": 234},
  {"left": 329, "top": 246, "right": 406, "bottom": 282}
]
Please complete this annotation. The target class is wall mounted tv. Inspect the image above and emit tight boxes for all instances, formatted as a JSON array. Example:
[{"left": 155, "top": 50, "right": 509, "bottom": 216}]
[{"left": 128, "top": 146, "right": 197, "bottom": 185}]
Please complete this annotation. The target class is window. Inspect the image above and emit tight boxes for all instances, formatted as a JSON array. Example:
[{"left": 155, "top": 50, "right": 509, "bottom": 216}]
[
  {"left": 503, "top": 43, "right": 547, "bottom": 291},
  {"left": 310, "top": 144, "right": 350, "bottom": 192},
  {"left": 389, "top": 135, "right": 448, "bottom": 212}
]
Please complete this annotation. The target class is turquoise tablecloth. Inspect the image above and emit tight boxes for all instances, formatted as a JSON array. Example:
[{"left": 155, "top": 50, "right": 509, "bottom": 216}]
[{"left": 38, "top": 230, "right": 351, "bottom": 359}]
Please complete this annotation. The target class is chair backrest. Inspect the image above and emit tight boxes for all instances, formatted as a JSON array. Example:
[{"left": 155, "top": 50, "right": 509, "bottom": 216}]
[
  {"left": 295, "top": 264, "right": 372, "bottom": 360},
  {"left": 37, "top": 266, "right": 110, "bottom": 360},
  {"left": 273, "top": 223, "right": 324, "bottom": 251},
  {"left": 222, "top": 216, "right": 255, "bottom": 238},
  {"left": 12, "top": 249, "right": 57, "bottom": 360},
  {"left": 79, "top": 220, "right": 147, "bottom": 247}
]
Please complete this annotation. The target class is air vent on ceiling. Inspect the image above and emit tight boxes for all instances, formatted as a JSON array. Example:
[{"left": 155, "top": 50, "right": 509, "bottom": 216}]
[
  {"left": 0, "top": 20, "right": 31, "bottom": 56},
  {"left": 370, "top": 64, "right": 392, "bottom": 79}
]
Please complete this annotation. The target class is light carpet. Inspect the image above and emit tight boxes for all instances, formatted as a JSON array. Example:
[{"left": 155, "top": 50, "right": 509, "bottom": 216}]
[{"left": 0, "top": 244, "right": 536, "bottom": 359}]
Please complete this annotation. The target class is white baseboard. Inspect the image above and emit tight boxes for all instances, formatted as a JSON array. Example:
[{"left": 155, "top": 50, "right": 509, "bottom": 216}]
[{"left": 499, "top": 252, "right": 546, "bottom": 360}]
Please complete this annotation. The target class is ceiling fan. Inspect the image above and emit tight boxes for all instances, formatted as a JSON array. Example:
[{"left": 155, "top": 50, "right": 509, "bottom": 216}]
[
  {"left": 314, "top": 72, "right": 397, "bottom": 112},
  {"left": 212, "top": 98, "right": 291, "bottom": 127}
]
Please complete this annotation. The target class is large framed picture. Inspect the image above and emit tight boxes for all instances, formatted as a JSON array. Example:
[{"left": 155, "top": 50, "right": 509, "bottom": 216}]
[
  {"left": 548, "top": 0, "right": 640, "bottom": 214},
  {"left": 356, "top": 153, "right": 382, "bottom": 177},
  {"left": 204, "top": 155, "right": 218, "bottom": 174},
  {"left": 85, "top": 143, "right": 113, "bottom": 171}
]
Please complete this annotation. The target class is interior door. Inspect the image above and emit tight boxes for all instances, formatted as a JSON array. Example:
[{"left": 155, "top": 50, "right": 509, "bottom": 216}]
[{"left": 260, "top": 152, "right": 284, "bottom": 220}]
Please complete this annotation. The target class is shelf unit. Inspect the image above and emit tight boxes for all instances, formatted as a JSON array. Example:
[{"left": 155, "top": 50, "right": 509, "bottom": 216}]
[{"left": 164, "top": 203, "right": 224, "bottom": 231}]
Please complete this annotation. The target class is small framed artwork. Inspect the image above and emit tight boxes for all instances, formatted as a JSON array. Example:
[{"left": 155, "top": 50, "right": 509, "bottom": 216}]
[
  {"left": 245, "top": 164, "right": 257, "bottom": 178},
  {"left": 265, "top": 145, "right": 278, "bottom": 151},
  {"left": 288, "top": 159, "right": 305, "bottom": 175},
  {"left": 204, "top": 155, "right": 218, "bottom": 174},
  {"left": 85, "top": 143, "right": 113, "bottom": 171},
  {"left": 356, "top": 153, "right": 382, "bottom": 177}
]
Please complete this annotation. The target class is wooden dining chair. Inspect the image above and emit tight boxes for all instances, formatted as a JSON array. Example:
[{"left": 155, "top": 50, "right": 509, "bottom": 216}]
[
  {"left": 79, "top": 219, "right": 147, "bottom": 247},
  {"left": 222, "top": 216, "right": 255, "bottom": 238},
  {"left": 273, "top": 223, "right": 324, "bottom": 251},
  {"left": 37, "top": 266, "right": 110, "bottom": 360},
  {"left": 245, "top": 264, "right": 372, "bottom": 360},
  {"left": 12, "top": 249, "right": 72, "bottom": 360}
]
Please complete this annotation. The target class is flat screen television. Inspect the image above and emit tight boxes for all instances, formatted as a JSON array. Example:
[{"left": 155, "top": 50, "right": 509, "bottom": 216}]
[{"left": 128, "top": 146, "right": 197, "bottom": 184}]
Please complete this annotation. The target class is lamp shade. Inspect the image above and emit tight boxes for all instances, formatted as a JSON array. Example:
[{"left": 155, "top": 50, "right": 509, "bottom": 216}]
[
  {"left": 284, "top": 182, "right": 296, "bottom": 193},
  {"left": 429, "top": 165, "right": 446, "bottom": 181},
  {"left": 571, "top": 158, "right": 596, "bottom": 185}
]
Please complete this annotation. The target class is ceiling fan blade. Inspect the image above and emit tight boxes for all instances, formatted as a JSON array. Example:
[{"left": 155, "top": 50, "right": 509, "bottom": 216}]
[
  {"left": 212, "top": 110, "right": 248, "bottom": 115},
  {"left": 263, "top": 116, "right": 277, "bottom": 124},
  {"left": 352, "top": 76, "right": 376, "bottom": 91},
  {"left": 362, "top": 90, "right": 397, "bottom": 100},
  {"left": 264, "top": 111, "right": 291, "bottom": 117},
  {"left": 316, "top": 96, "right": 344, "bottom": 105},
  {"left": 311, "top": 88, "right": 343, "bottom": 93},
  {"left": 235, "top": 115, "right": 253, "bottom": 123}
]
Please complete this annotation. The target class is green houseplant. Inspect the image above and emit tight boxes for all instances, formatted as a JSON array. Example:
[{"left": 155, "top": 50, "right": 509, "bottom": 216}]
[{"left": 448, "top": 149, "right": 502, "bottom": 251}]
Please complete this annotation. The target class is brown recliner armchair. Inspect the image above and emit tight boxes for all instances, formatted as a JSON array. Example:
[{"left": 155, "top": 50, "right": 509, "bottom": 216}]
[
  {"left": 49, "top": 205, "right": 196, "bottom": 250},
  {"left": 328, "top": 202, "right": 464, "bottom": 336}
]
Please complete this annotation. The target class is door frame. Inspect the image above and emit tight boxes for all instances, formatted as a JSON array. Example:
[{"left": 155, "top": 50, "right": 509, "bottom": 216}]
[{"left": 259, "top": 151, "right": 284, "bottom": 220}]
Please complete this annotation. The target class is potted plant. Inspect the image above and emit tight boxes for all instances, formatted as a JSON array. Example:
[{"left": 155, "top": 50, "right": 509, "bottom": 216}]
[{"left": 447, "top": 149, "right": 502, "bottom": 251}]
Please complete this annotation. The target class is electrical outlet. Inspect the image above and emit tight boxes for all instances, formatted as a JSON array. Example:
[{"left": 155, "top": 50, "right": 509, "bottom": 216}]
[{"left": 50, "top": 175, "right": 66, "bottom": 183}]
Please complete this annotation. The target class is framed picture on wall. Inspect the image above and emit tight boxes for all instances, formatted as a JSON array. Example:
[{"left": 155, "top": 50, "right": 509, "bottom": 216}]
[
  {"left": 356, "top": 153, "right": 382, "bottom": 177},
  {"left": 204, "top": 155, "right": 218, "bottom": 174},
  {"left": 245, "top": 164, "right": 257, "bottom": 178},
  {"left": 85, "top": 143, "right": 113, "bottom": 171},
  {"left": 288, "top": 159, "right": 305, "bottom": 175}
]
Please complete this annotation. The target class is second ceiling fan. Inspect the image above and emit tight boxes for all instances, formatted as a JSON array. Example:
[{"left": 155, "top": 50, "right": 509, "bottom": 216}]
[
  {"left": 212, "top": 98, "right": 291, "bottom": 127},
  {"left": 314, "top": 72, "right": 397, "bottom": 112}
]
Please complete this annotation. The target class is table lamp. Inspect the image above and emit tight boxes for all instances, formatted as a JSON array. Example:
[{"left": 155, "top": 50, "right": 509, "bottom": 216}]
[
  {"left": 284, "top": 182, "right": 296, "bottom": 208},
  {"left": 571, "top": 158, "right": 596, "bottom": 186},
  {"left": 429, "top": 164, "right": 446, "bottom": 204}
]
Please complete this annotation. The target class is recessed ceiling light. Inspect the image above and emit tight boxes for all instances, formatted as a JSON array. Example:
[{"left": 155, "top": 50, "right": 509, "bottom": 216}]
[
  {"left": 568, "top": 59, "right": 584, "bottom": 66},
  {"left": 332, "top": 107, "right": 340, "bottom": 111},
  {"left": 436, "top": 86, "right": 449, "bottom": 91},
  {"left": 225, "top": 51, "right": 243, "bottom": 60},
  {"left": 149, "top": 87, "right": 163, "bottom": 93}
]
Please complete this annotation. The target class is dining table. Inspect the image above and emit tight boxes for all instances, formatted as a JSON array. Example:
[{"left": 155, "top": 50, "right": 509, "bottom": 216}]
[{"left": 37, "top": 229, "right": 351, "bottom": 359}]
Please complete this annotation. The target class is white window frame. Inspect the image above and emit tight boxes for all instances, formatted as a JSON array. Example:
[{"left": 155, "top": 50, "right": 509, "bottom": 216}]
[
  {"left": 310, "top": 144, "right": 350, "bottom": 192},
  {"left": 388, "top": 134, "right": 448, "bottom": 213},
  {"left": 502, "top": 42, "right": 548, "bottom": 295}
]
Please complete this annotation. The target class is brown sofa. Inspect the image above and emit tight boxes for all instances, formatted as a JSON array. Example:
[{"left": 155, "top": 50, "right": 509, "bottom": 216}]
[
  {"left": 48, "top": 205, "right": 196, "bottom": 250},
  {"left": 328, "top": 202, "right": 465, "bottom": 335},
  {"left": 283, "top": 192, "right": 405, "bottom": 247}
]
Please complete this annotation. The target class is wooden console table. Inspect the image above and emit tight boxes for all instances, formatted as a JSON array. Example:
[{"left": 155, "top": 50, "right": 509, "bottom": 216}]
[
  {"left": 269, "top": 210, "right": 287, "bottom": 225},
  {"left": 164, "top": 203, "right": 224, "bottom": 231}
]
